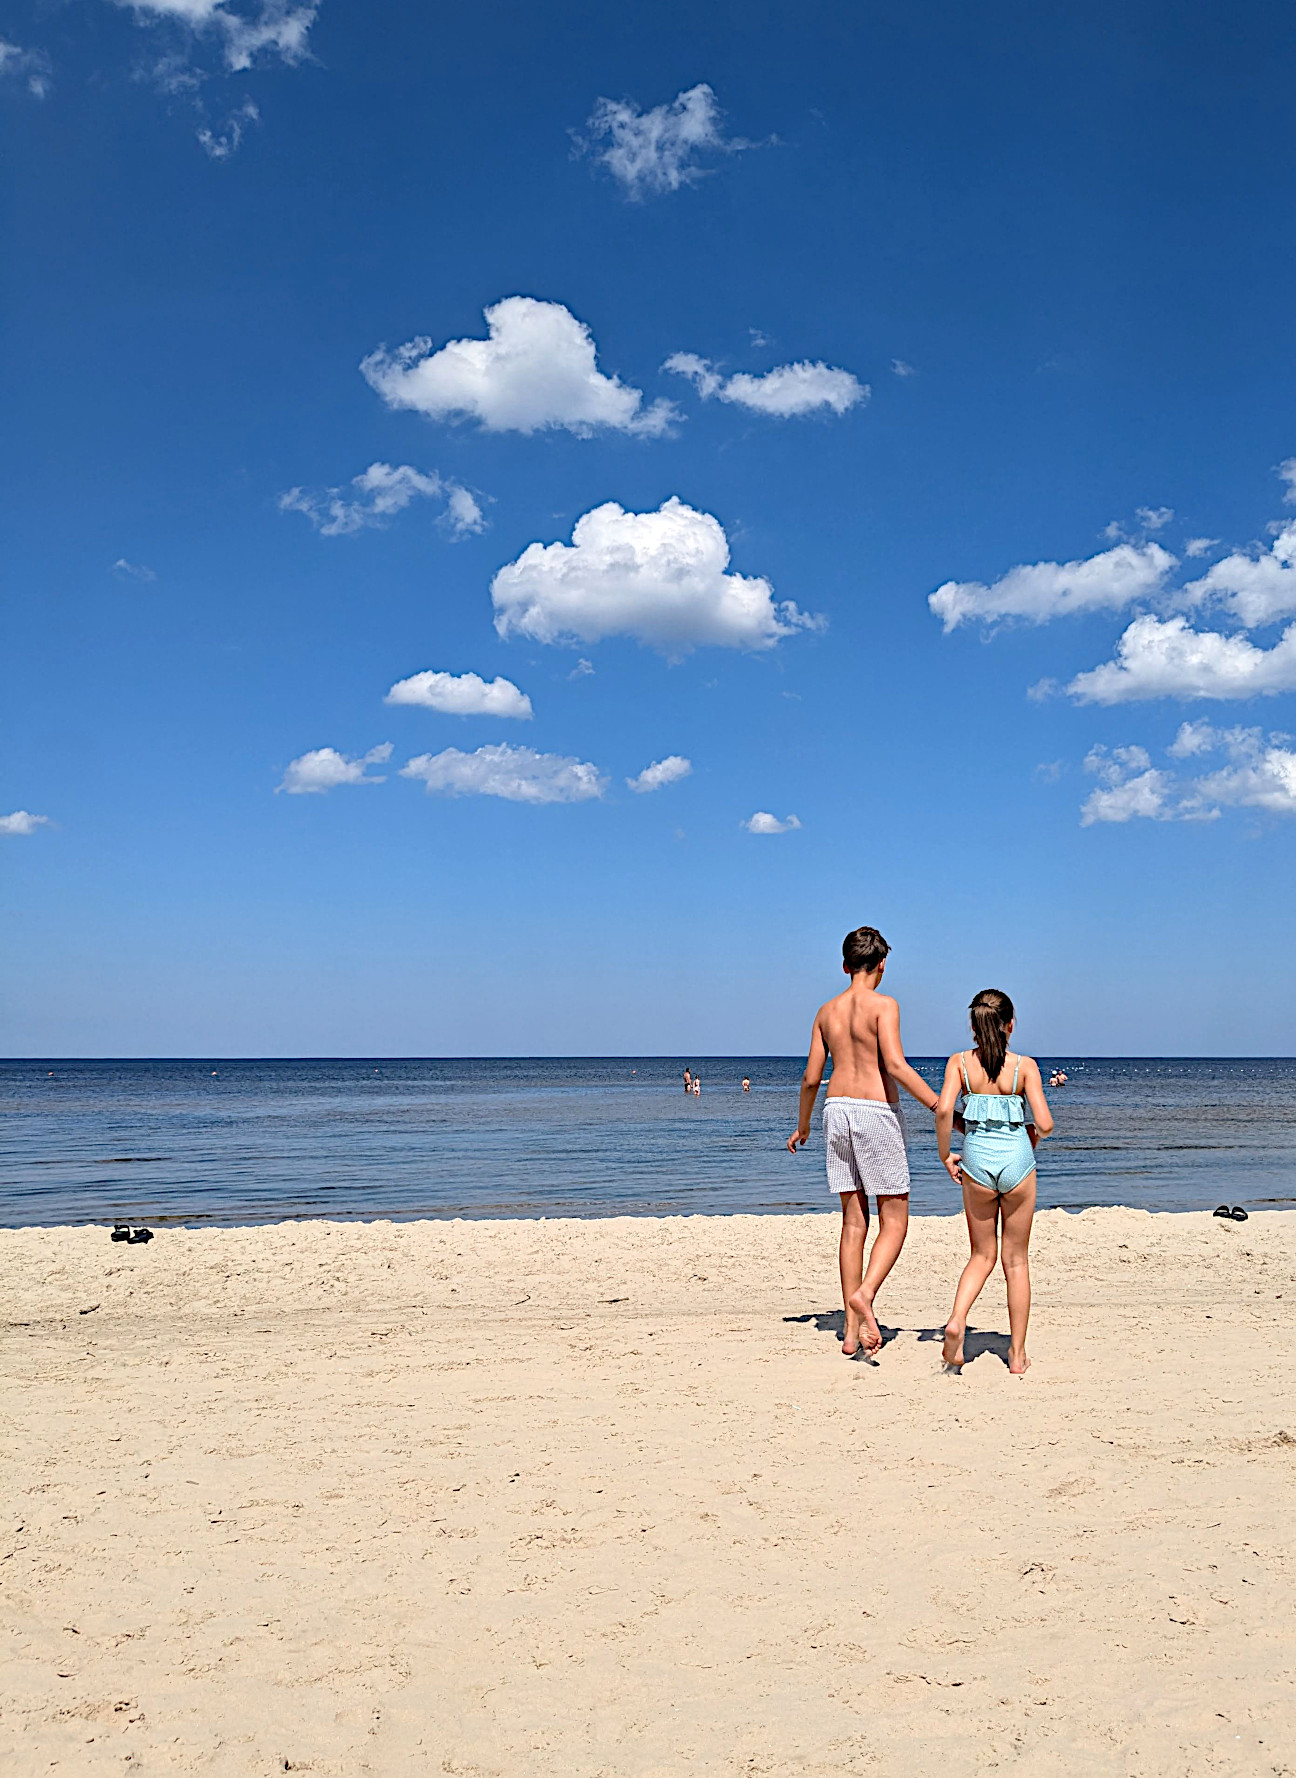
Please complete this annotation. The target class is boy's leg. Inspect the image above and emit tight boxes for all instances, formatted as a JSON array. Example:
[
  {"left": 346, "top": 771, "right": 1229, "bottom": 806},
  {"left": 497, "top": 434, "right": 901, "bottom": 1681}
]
[
  {"left": 837, "top": 1190, "right": 869, "bottom": 1355},
  {"left": 848, "top": 1194, "right": 909, "bottom": 1353}
]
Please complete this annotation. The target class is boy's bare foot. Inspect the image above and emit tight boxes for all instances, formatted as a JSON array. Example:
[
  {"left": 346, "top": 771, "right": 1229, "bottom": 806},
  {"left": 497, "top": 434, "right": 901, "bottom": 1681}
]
[
  {"left": 1008, "top": 1351, "right": 1031, "bottom": 1376},
  {"left": 847, "top": 1287, "right": 883, "bottom": 1354},
  {"left": 941, "top": 1322, "right": 965, "bottom": 1370},
  {"left": 841, "top": 1331, "right": 860, "bottom": 1357}
]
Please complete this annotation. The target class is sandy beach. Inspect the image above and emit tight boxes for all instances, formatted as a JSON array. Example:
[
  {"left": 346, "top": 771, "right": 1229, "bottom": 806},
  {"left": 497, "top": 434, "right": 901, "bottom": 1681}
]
[{"left": 3, "top": 1207, "right": 1294, "bottom": 1776}]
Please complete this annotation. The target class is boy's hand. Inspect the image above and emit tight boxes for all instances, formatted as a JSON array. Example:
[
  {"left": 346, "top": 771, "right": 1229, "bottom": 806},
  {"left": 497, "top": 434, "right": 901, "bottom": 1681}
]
[
  {"left": 786, "top": 1129, "right": 810, "bottom": 1153},
  {"left": 942, "top": 1153, "right": 962, "bottom": 1185}
]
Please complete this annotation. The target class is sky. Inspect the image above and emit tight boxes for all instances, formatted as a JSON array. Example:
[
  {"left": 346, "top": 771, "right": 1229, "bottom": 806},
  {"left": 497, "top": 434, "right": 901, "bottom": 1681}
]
[{"left": 4, "top": 0, "right": 1296, "bottom": 1058}]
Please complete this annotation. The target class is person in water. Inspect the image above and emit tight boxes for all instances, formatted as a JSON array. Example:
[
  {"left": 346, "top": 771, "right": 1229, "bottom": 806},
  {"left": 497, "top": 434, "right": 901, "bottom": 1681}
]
[
  {"left": 683, "top": 1067, "right": 692, "bottom": 1094},
  {"left": 742, "top": 1076, "right": 751, "bottom": 1093},
  {"left": 788, "top": 926, "right": 940, "bottom": 1358},
  {"left": 935, "top": 989, "right": 1053, "bottom": 1376}
]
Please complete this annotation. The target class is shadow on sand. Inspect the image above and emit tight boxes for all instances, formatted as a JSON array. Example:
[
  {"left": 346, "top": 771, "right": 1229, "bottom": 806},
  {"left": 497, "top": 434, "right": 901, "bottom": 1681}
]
[{"left": 784, "top": 1311, "right": 1012, "bottom": 1366}]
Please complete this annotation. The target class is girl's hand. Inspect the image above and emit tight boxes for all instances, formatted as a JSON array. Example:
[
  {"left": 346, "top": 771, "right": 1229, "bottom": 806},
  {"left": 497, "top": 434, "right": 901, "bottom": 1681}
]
[{"left": 942, "top": 1153, "right": 962, "bottom": 1184}]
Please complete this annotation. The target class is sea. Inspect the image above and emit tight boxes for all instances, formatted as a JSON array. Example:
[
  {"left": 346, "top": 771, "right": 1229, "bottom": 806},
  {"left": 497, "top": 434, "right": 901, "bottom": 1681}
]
[{"left": 2, "top": 1056, "right": 1293, "bottom": 1228}]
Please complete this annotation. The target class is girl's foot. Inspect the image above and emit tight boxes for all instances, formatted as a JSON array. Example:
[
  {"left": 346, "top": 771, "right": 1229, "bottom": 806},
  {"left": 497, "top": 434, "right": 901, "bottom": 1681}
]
[
  {"left": 942, "top": 1322, "right": 965, "bottom": 1370},
  {"left": 1008, "top": 1351, "right": 1031, "bottom": 1376},
  {"left": 846, "top": 1287, "right": 883, "bottom": 1354},
  {"left": 841, "top": 1329, "right": 860, "bottom": 1357}
]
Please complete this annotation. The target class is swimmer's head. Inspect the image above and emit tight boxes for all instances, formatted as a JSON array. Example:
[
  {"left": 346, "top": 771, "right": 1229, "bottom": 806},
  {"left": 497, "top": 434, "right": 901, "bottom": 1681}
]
[{"left": 842, "top": 926, "right": 890, "bottom": 976}]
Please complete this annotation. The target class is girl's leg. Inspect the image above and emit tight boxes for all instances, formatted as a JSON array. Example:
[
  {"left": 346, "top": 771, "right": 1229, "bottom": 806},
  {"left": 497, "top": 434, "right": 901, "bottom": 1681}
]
[
  {"left": 838, "top": 1190, "right": 868, "bottom": 1355},
  {"left": 942, "top": 1179, "right": 1001, "bottom": 1368},
  {"left": 998, "top": 1171, "right": 1037, "bottom": 1374},
  {"left": 848, "top": 1193, "right": 909, "bottom": 1355}
]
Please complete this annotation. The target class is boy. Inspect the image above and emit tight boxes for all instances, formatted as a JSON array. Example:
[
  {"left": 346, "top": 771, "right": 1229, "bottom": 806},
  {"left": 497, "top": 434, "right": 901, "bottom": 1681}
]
[{"left": 787, "top": 926, "right": 939, "bottom": 1357}]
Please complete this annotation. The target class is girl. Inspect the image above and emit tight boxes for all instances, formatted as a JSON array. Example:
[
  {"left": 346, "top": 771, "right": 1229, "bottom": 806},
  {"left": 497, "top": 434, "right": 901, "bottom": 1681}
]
[{"left": 935, "top": 989, "right": 1053, "bottom": 1376}]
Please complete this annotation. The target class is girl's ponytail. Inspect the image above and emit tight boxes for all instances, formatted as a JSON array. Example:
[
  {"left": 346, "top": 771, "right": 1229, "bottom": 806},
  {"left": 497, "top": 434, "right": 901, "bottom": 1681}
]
[{"left": 969, "top": 988, "right": 1014, "bottom": 1083}]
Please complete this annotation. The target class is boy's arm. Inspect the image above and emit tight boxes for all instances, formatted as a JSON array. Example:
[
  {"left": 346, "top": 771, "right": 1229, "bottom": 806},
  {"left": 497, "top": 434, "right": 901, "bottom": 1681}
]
[
  {"left": 787, "top": 1015, "right": 828, "bottom": 1152},
  {"left": 877, "top": 998, "right": 939, "bottom": 1112}
]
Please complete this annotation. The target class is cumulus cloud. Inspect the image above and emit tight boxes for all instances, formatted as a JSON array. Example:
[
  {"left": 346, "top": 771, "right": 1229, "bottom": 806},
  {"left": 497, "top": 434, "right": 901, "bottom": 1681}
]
[
  {"left": 577, "top": 83, "right": 751, "bottom": 200},
  {"left": 929, "top": 542, "right": 1174, "bottom": 632},
  {"left": 384, "top": 670, "right": 532, "bottom": 720},
  {"left": 361, "top": 297, "right": 675, "bottom": 438},
  {"left": 0, "top": 38, "right": 52, "bottom": 96},
  {"left": 0, "top": 810, "right": 51, "bottom": 835},
  {"left": 1066, "top": 614, "right": 1296, "bottom": 704},
  {"left": 1183, "top": 537, "right": 1219, "bottom": 558},
  {"left": 278, "top": 743, "right": 392, "bottom": 794},
  {"left": 197, "top": 96, "right": 259, "bottom": 159},
  {"left": 743, "top": 811, "right": 801, "bottom": 834},
  {"left": 664, "top": 352, "right": 866, "bottom": 418},
  {"left": 401, "top": 743, "right": 605, "bottom": 805},
  {"left": 1080, "top": 727, "right": 1296, "bottom": 823},
  {"left": 1181, "top": 520, "right": 1296, "bottom": 628},
  {"left": 627, "top": 755, "right": 692, "bottom": 793},
  {"left": 491, "top": 497, "right": 821, "bottom": 655},
  {"left": 117, "top": 0, "right": 317, "bottom": 71},
  {"left": 113, "top": 558, "right": 157, "bottom": 582},
  {"left": 279, "top": 462, "right": 484, "bottom": 539}
]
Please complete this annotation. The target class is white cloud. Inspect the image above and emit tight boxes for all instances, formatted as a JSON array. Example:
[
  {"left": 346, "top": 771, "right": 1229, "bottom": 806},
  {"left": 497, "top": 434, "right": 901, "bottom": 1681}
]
[
  {"left": 577, "top": 83, "right": 750, "bottom": 200},
  {"left": 491, "top": 497, "right": 821, "bottom": 655},
  {"left": 743, "top": 811, "right": 801, "bottom": 834},
  {"left": 627, "top": 755, "right": 692, "bottom": 793},
  {"left": 361, "top": 297, "right": 675, "bottom": 439},
  {"left": 929, "top": 541, "right": 1174, "bottom": 632},
  {"left": 278, "top": 743, "right": 392, "bottom": 794},
  {"left": 0, "top": 38, "right": 52, "bottom": 96},
  {"left": 1079, "top": 747, "right": 1177, "bottom": 826},
  {"left": 117, "top": 1, "right": 317, "bottom": 71},
  {"left": 1181, "top": 520, "right": 1296, "bottom": 627},
  {"left": 279, "top": 462, "right": 484, "bottom": 539},
  {"left": 1279, "top": 458, "right": 1296, "bottom": 504},
  {"left": 1136, "top": 505, "right": 1174, "bottom": 532},
  {"left": 568, "top": 657, "right": 594, "bottom": 679},
  {"left": 664, "top": 352, "right": 866, "bottom": 418},
  {"left": 891, "top": 359, "right": 915, "bottom": 378},
  {"left": 113, "top": 558, "right": 157, "bottom": 582},
  {"left": 384, "top": 670, "right": 532, "bottom": 720},
  {"left": 197, "top": 96, "right": 259, "bottom": 159},
  {"left": 401, "top": 743, "right": 605, "bottom": 805},
  {"left": 1066, "top": 614, "right": 1296, "bottom": 704},
  {"left": 1081, "top": 726, "right": 1296, "bottom": 823},
  {"left": 0, "top": 810, "right": 51, "bottom": 836},
  {"left": 1183, "top": 537, "right": 1219, "bottom": 558}
]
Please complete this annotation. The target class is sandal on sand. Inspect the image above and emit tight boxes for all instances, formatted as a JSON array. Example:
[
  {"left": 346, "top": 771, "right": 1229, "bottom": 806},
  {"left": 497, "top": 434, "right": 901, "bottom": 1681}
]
[
  {"left": 127, "top": 1227, "right": 154, "bottom": 1244},
  {"left": 111, "top": 1222, "right": 130, "bottom": 1242},
  {"left": 1229, "top": 1206, "right": 1249, "bottom": 1222},
  {"left": 1213, "top": 1204, "right": 1232, "bottom": 1219}
]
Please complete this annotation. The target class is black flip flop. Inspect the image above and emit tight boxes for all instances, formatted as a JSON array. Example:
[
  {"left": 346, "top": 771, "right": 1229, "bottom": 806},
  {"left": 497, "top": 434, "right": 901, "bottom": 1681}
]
[
  {"left": 1213, "top": 1204, "right": 1231, "bottom": 1219},
  {"left": 127, "top": 1226, "right": 154, "bottom": 1244},
  {"left": 1230, "top": 1206, "right": 1249, "bottom": 1222},
  {"left": 111, "top": 1221, "right": 130, "bottom": 1242}
]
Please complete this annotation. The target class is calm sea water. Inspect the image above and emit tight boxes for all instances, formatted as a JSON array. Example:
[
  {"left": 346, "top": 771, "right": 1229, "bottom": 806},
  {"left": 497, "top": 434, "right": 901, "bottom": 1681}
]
[{"left": 2, "top": 1056, "right": 1293, "bottom": 1228}]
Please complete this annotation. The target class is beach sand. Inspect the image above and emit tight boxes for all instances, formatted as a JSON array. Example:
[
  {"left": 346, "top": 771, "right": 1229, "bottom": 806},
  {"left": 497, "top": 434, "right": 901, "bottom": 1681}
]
[{"left": 3, "top": 1208, "right": 1294, "bottom": 1776}]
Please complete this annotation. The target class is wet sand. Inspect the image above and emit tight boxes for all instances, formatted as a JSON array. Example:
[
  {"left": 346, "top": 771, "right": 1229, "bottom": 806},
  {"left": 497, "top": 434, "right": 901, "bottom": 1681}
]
[{"left": 3, "top": 1208, "right": 1294, "bottom": 1775}]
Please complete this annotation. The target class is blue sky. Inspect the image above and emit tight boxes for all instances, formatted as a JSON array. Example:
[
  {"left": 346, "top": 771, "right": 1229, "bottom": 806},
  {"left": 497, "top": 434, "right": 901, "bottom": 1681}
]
[{"left": 4, "top": 0, "right": 1296, "bottom": 1057}]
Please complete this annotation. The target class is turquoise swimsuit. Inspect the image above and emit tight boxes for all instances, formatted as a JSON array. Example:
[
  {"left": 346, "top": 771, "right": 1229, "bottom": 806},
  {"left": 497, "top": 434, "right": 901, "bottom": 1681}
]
[{"left": 959, "top": 1054, "right": 1037, "bottom": 1194}]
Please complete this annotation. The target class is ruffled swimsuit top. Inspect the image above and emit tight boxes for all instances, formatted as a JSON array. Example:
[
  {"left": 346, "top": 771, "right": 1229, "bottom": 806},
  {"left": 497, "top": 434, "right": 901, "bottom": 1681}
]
[{"left": 959, "top": 1055, "right": 1028, "bottom": 1131}]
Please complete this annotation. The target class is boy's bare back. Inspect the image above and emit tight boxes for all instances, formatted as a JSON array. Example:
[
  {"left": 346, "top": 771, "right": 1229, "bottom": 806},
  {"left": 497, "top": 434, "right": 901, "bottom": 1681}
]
[{"left": 817, "top": 979, "right": 900, "bottom": 1103}]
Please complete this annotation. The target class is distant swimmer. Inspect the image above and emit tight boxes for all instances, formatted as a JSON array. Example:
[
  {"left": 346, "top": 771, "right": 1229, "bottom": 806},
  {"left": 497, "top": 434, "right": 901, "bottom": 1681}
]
[
  {"left": 1048, "top": 1069, "right": 1068, "bottom": 1088},
  {"left": 742, "top": 1076, "right": 751, "bottom": 1092},
  {"left": 693, "top": 1075, "right": 701, "bottom": 1096},
  {"left": 683, "top": 1067, "right": 693, "bottom": 1094}
]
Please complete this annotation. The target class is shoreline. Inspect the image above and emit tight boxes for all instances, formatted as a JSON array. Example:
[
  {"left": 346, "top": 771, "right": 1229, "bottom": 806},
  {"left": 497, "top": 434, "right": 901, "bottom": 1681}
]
[{"left": 5, "top": 1208, "right": 1293, "bottom": 1774}]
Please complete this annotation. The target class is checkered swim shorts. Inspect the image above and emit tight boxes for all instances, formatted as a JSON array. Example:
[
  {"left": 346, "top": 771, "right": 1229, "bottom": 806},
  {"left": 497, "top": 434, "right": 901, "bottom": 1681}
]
[{"left": 823, "top": 1097, "right": 911, "bottom": 1197}]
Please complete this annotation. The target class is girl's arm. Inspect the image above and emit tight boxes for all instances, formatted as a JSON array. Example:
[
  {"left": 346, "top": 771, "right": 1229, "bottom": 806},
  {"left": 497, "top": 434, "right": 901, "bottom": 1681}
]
[
  {"left": 935, "top": 1054, "right": 964, "bottom": 1184},
  {"left": 1021, "top": 1056, "right": 1054, "bottom": 1137}
]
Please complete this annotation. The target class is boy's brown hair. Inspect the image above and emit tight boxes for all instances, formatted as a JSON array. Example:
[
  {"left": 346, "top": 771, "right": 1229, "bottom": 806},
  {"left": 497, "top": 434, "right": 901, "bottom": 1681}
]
[{"left": 842, "top": 926, "right": 890, "bottom": 975}]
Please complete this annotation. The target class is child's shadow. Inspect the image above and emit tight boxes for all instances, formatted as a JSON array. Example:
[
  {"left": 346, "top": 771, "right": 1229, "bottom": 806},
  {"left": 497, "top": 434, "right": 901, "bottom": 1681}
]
[
  {"left": 782, "top": 1310, "right": 903, "bottom": 1352},
  {"left": 916, "top": 1326, "right": 1013, "bottom": 1365}
]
